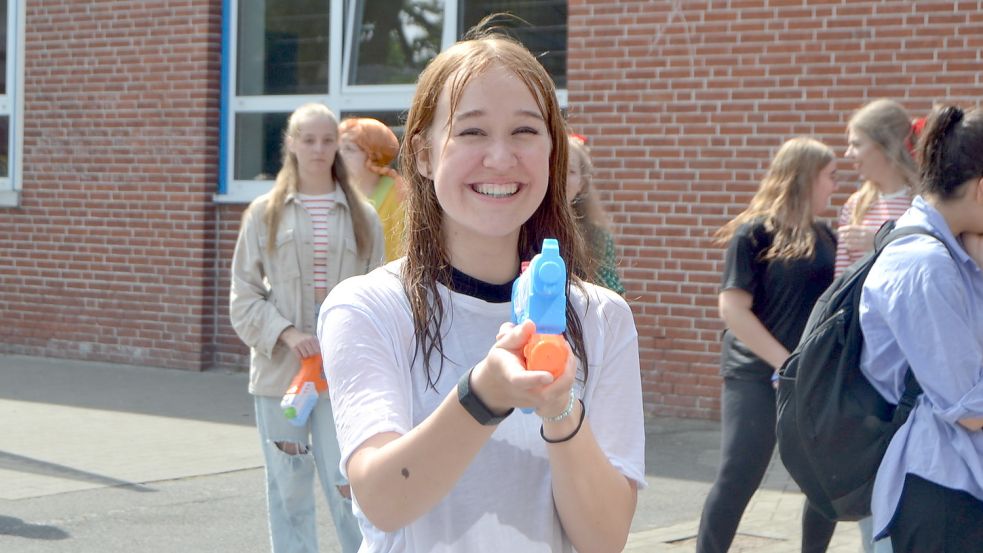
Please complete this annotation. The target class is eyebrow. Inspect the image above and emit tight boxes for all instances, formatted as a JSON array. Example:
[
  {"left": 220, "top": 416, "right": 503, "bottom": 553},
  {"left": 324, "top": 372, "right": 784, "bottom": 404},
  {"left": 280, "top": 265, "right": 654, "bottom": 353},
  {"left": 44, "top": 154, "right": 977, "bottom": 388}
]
[{"left": 454, "top": 109, "right": 544, "bottom": 122}]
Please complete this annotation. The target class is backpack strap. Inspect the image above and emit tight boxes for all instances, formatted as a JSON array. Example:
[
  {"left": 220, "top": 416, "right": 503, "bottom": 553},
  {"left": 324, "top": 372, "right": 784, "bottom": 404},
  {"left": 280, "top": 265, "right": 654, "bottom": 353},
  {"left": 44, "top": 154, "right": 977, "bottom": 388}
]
[{"left": 875, "top": 222, "right": 960, "bottom": 419}]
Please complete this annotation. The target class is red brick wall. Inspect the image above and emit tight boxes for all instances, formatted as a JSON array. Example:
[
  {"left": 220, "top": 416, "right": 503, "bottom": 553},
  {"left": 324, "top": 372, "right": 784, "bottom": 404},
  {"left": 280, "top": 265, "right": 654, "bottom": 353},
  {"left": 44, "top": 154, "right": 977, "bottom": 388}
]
[
  {"left": 0, "top": 0, "right": 223, "bottom": 369},
  {"left": 567, "top": 0, "right": 983, "bottom": 418}
]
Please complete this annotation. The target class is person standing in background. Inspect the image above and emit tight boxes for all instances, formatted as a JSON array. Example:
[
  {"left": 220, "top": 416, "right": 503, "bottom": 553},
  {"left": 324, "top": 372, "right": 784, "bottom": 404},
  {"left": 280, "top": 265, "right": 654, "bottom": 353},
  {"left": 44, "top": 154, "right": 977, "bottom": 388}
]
[
  {"left": 835, "top": 99, "right": 922, "bottom": 277},
  {"left": 697, "top": 137, "right": 839, "bottom": 553},
  {"left": 566, "top": 133, "right": 626, "bottom": 295},
  {"left": 339, "top": 117, "right": 405, "bottom": 262},
  {"left": 859, "top": 105, "right": 983, "bottom": 552},
  {"left": 230, "top": 103, "right": 384, "bottom": 553}
]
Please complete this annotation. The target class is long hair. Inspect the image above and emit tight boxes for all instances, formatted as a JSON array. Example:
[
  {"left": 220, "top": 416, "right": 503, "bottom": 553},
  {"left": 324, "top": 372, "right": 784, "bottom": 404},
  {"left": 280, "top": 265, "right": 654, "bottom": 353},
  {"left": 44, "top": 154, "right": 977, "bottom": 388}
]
[
  {"left": 917, "top": 105, "right": 983, "bottom": 200},
  {"left": 716, "top": 137, "right": 834, "bottom": 260},
  {"left": 261, "top": 103, "right": 374, "bottom": 259},
  {"left": 399, "top": 25, "right": 590, "bottom": 389},
  {"left": 847, "top": 99, "right": 920, "bottom": 225}
]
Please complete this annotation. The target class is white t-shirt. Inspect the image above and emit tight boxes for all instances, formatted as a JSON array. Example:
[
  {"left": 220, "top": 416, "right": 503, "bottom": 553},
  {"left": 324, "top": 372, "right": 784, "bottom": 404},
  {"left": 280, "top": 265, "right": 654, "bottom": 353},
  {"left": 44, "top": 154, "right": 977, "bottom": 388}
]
[{"left": 317, "top": 261, "right": 647, "bottom": 553}]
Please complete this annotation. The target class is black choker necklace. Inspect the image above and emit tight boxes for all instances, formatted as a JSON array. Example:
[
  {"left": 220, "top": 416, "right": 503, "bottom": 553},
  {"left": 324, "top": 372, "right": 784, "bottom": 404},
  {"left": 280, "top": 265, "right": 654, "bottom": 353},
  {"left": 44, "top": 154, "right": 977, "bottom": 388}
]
[{"left": 445, "top": 267, "right": 516, "bottom": 303}]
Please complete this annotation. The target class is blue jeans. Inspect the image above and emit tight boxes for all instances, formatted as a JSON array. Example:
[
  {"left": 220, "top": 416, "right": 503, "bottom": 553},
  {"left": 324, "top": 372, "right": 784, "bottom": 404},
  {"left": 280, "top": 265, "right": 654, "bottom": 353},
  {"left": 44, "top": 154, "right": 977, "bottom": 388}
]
[{"left": 255, "top": 395, "right": 362, "bottom": 553}]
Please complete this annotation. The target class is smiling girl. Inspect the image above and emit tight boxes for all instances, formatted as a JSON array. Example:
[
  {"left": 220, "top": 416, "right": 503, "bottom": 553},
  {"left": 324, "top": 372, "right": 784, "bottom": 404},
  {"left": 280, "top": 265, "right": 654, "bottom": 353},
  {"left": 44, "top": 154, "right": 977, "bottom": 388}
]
[{"left": 316, "top": 27, "right": 645, "bottom": 553}]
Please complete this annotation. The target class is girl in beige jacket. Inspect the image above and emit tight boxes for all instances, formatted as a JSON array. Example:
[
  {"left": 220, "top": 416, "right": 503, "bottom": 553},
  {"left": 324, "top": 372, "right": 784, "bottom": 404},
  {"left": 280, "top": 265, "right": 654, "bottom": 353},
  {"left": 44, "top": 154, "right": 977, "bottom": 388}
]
[{"left": 230, "top": 103, "right": 383, "bottom": 553}]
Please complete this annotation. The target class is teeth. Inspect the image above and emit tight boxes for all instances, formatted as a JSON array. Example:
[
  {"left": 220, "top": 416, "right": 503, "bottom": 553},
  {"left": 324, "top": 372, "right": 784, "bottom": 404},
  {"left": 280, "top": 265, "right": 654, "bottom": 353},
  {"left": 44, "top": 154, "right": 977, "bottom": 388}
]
[{"left": 473, "top": 183, "right": 518, "bottom": 198}]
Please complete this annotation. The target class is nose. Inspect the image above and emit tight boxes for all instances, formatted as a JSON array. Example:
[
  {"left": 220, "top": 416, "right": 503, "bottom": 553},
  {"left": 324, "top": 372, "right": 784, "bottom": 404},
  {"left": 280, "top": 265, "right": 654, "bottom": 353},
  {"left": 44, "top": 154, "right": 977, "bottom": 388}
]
[{"left": 483, "top": 139, "right": 518, "bottom": 170}]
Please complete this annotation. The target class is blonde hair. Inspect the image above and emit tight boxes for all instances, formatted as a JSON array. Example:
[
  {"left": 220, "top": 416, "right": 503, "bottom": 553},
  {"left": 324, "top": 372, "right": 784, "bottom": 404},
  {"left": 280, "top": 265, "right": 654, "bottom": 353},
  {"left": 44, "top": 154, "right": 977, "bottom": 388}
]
[
  {"left": 847, "top": 99, "right": 919, "bottom": 225},
  {"left": 716, "top": 137, "right": 834, "bottom": 260},
  {"left": 568, "top": 135, "right": 610, "bottom": 232},
  {"left": 399, "top": 24, "right": 590, "bottom": 388},
  {"left": 260, "top": 103, "right": 373, "bottom": 259}
]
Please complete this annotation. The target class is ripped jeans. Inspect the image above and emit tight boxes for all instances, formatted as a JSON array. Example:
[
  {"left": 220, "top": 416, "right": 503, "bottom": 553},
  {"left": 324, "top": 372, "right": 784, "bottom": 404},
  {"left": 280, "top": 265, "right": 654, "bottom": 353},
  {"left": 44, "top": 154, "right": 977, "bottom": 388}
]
[{"left": 254, "top": 395, "right": 362, "bottom": 553}]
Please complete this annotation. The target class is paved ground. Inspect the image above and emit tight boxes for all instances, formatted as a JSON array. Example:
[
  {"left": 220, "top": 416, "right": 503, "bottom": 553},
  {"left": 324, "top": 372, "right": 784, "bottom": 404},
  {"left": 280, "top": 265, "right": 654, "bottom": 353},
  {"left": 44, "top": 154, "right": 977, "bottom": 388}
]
[{"left": 0, "top": 354, "right": 865, "bottom": 552}]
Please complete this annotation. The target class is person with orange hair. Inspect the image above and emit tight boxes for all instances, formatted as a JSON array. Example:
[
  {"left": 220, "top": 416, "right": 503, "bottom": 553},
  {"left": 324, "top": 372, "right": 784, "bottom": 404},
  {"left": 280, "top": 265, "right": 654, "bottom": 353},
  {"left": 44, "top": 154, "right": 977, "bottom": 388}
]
[{"left": 339, "top": 118, "right": 405, "bottom": 261}]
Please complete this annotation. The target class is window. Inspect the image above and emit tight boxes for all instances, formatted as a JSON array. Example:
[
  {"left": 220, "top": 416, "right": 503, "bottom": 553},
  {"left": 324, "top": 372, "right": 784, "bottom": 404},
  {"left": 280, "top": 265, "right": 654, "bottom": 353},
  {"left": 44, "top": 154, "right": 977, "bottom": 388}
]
[
  {"left": 0, "top": 0, "right": 23, "bottom": 207},
  {"left": 218, "top": 0, "right": 567, "bottom": 202}
]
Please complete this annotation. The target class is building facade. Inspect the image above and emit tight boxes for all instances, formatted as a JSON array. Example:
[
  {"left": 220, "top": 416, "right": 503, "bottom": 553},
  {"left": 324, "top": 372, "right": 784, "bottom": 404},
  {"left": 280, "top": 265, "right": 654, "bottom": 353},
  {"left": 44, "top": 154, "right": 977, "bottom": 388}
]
[{"left": 1, "top": 0, "right": 980, "bottom": 419}]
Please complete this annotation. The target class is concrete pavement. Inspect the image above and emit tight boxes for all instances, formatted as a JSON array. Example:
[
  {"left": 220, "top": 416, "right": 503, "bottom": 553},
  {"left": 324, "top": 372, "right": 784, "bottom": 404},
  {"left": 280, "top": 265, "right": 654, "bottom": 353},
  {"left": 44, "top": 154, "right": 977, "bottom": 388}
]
[{"left": 0, "top": 354, "right": 864, "bottom": 552}]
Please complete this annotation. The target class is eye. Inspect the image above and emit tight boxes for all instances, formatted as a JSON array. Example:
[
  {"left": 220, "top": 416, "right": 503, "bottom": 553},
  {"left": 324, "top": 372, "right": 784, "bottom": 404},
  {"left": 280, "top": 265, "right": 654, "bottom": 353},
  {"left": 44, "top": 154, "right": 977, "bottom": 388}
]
[
  {"left": 513, "top": 126, "right": 539, "bottom": 135},
  {"left": 458, "top": 127, "right": 485, "bottom": 137}
]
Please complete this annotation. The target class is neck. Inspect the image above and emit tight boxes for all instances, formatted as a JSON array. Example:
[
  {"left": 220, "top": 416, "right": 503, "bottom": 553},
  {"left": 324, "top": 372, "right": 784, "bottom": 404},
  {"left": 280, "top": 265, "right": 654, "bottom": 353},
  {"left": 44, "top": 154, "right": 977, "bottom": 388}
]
[
  {"left": 352, "top": 170, "right": 379, "bottom": 197},
  {"left": 297, "top": 172, "right": 336, "bottom": 195},
  {"left": 874, "top": 170, "right": 908, "bottom": 195},
  {"left": 445, "top": 230, "right": 520, "bottom": 285},
  {"left": 926, "top": 194, "right": 971, "bottom": 235}
]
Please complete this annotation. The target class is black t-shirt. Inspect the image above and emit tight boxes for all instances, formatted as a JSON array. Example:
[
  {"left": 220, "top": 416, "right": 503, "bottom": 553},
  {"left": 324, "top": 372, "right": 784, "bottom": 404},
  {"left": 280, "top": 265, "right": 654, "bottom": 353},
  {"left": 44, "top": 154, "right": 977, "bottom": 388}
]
[{"left": 719, "top": 220, "right": 836, "bottom": 380}]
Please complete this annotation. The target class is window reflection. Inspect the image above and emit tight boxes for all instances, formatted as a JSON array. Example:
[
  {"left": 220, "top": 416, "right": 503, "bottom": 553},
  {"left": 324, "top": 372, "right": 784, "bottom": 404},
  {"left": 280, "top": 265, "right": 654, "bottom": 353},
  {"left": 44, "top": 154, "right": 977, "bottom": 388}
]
[
  {"left": 237, "top": 0, "right": 330, "bottom": 96},
  {"left": 0, "top": 116, "right": 8, "bottom": 177},
  {"left": 347, "top": 0, "right": 443, "bottom": 85},
  {"left": 458, "top": 1, "right": 567, "bottom": 88},
  {"left": 0, "top": 1, "right": 7, "bottom": 95},
  {"left": 234, "top": 112, "right": 290, "bottom": 180}
]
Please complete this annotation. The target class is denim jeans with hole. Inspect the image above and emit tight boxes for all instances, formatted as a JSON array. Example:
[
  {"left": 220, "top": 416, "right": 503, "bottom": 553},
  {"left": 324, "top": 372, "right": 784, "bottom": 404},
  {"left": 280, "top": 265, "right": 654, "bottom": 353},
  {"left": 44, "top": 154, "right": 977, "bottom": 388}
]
[{"left": 254, "top": 395, "right": 362, "bottom": 553}]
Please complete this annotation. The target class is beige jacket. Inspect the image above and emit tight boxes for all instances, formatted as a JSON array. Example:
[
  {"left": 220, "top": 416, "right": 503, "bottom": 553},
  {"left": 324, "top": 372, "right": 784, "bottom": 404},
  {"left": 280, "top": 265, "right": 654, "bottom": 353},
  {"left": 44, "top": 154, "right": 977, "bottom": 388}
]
[{"left": 230, "top": 188, "right": 384, "bottom": 396}]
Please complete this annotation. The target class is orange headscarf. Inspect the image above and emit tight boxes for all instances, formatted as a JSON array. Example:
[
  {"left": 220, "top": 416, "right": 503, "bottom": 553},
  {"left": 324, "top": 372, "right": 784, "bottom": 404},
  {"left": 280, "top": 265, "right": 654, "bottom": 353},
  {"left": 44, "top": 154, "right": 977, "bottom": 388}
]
[{"left": 338, "top": 118, "right": 401, "bottom": 183}]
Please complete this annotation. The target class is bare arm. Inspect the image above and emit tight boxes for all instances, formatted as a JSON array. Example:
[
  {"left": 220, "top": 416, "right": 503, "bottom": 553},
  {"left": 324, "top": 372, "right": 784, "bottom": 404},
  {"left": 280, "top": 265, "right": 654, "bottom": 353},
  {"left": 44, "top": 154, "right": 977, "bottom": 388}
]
[
  {"left": 545, "top": 400, "right": 638, "bottom": 552},
  {"left": 719, "top": 288, "right": 789, "bottom": 370},
  {"left": 345, "top": 321, "right": 556, "bottom": 532}
]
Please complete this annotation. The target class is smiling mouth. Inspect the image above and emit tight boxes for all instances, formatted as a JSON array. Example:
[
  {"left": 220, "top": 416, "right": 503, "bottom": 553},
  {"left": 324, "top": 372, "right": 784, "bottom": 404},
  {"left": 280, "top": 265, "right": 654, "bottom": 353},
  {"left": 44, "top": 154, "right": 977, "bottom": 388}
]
[{"left": 472, "top": 183, "right": 519, "bottom": 198}]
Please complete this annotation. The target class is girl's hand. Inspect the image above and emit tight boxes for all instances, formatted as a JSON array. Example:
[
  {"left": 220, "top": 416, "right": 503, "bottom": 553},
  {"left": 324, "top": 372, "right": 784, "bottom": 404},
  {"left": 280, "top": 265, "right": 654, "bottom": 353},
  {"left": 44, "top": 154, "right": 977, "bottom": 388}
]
[
  {"left": 278, "top": 326, "right": 320, "bottom": 359},
  {"left": 962, "top": 233, "right": 983, "bottom": 270},
  {"left": 472, "top": 321, "right": 567, "bottom": 415},
  {"left": 839, "top": 224, "right": 875, "bottom": 254}
]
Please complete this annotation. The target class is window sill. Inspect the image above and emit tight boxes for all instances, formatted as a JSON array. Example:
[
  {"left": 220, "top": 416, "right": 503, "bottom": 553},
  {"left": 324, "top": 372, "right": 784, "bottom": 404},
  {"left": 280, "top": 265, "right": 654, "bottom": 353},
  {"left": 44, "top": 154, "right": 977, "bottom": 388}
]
[{"left": 0, "top": 190, "right": 20, "bottom": 207}]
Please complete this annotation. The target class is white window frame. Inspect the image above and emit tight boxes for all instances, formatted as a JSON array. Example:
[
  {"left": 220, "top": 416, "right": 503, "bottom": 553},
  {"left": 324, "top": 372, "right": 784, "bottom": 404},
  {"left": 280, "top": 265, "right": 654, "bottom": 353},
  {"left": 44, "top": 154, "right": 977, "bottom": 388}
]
[
  {"left": 216, "top": 0, "right": 567, "bottom": 203},
  {"left": 0, "top": 0, "right": 24, "bottom": 207}
]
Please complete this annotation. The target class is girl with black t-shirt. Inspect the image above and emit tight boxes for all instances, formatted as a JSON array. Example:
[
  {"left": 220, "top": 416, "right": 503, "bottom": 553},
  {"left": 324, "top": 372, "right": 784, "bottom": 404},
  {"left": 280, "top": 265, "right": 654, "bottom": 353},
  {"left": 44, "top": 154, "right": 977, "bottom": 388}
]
[{"left": 696, "top": 137, "right": 839, "bottom": 553}]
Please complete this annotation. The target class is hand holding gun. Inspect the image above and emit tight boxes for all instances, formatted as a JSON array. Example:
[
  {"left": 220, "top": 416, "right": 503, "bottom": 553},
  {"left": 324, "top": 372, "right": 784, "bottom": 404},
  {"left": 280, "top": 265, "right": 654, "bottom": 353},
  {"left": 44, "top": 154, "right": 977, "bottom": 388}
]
[{"left": 281, "top": 353, "right": 328, "bottom": 427}]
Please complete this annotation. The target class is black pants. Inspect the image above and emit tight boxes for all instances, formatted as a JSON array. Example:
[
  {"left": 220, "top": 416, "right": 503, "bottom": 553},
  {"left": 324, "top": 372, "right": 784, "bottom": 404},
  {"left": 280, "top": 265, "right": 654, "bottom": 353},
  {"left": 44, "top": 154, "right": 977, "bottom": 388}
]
[
  {"left": 887, "top": 473, "right": 983, "bottom": 552},
  {"left": 696, "top": 377, "right": 836, "bottom": 553}
]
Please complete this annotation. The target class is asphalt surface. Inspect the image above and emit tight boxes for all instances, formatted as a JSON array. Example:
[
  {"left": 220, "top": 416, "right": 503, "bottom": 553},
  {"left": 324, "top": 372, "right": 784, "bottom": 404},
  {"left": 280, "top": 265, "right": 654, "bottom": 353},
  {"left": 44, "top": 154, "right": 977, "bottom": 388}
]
[{"left": 0, "top": 354, "right": 865, "bottom": 552}]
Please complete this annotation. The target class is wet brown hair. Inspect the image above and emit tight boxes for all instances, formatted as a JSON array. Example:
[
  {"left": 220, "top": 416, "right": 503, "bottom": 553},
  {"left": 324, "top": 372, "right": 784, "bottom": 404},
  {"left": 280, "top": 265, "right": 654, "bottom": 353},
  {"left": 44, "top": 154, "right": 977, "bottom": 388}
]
[{"left": 398, "top": 24, "right": 590, "bottom": 389}]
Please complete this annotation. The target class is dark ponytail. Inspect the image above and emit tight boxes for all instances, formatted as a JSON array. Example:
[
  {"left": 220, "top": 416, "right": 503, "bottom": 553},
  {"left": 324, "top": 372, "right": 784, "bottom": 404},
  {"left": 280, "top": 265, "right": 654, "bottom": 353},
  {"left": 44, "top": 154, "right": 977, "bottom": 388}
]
[{"left": 917, "top": 105, "right": 983, "bottom": 200}]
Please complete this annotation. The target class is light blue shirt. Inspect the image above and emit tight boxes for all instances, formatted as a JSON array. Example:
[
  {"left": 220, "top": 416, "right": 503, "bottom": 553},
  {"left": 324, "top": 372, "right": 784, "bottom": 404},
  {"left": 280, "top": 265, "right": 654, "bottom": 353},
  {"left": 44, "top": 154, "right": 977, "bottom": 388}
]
[{"left": 859, "top": 196, "right": 983, "bottom": 539}]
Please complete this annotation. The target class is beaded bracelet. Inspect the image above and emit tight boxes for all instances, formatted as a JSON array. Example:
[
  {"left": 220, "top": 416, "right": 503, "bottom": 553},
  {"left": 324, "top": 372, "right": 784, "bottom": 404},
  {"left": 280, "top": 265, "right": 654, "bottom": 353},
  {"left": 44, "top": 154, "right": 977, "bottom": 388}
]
[
  {"left": 540, "top": 400, "right": 586, "bottom": 444},
  {"left": 540, "top": 390, "right": 576, "bottom": 424}
]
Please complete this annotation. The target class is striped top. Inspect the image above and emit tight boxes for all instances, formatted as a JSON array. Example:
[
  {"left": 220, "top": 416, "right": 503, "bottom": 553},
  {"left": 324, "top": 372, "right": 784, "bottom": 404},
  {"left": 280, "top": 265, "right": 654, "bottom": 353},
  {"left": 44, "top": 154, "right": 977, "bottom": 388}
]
[
  {"left": 298, "top": 191, "right": 340, "bottom": 291},
  {"left": 834, "top": 188, "right": 913, "bottom": 277}
]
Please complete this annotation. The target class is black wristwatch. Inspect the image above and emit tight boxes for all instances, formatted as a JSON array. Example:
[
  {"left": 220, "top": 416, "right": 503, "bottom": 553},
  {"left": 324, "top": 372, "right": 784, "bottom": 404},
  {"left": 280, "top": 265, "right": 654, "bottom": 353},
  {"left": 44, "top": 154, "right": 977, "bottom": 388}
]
[{"left": 457, "top": 367, "right": 513, "bottom": 426}]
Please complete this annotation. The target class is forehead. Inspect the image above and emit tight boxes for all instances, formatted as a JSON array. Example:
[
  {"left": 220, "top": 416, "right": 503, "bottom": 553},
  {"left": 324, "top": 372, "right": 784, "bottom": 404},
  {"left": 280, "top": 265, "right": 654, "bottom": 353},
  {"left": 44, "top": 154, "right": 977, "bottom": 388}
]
[
  {"left": 438, "top": 63, "right": 544, "bottom": 119},
  {"left": 295, "top": 114, "right": 337, "bottom": 135}
]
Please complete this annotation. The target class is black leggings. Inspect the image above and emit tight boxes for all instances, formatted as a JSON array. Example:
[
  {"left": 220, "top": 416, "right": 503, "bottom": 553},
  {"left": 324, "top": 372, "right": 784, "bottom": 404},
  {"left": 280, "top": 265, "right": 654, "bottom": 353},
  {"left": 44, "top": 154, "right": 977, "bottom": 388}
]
[
  {"left": 888, "top": 473, "right": 983, "bottom": 552},
  {"left": 696, "top": 377, "right": 836, "bottom": 553}
]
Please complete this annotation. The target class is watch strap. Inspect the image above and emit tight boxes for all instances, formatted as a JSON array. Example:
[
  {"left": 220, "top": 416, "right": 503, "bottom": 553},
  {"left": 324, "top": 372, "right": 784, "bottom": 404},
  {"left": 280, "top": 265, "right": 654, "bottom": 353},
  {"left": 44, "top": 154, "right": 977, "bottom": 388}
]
[{"left": 457, "top": 366, "right": 513, "bottom": 426}]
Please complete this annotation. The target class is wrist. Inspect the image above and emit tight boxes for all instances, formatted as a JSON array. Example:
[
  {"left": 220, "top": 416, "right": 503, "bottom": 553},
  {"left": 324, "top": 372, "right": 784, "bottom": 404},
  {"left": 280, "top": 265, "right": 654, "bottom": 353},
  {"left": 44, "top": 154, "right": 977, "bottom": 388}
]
[
  {"left": 469, "top": 362, "right": 512, "bottom": 417},
  {"left": 539, "top": 389, "right": 576, "bottom": 423}
]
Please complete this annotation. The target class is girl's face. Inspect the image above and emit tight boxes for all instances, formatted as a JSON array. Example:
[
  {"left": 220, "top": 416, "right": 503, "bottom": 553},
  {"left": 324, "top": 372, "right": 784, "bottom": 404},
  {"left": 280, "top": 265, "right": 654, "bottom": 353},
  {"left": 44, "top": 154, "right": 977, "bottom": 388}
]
[
  {"left": 419, "top": 63, "right": 551, "bottom": 245},
  {"left": 566, "top": 151, "right": 584, "bottom": 206},
  {"left": 845, "top": 128, "right": 892, "bottom": 187},
  {"left": 338, "top": 136, "right": 369, "bottom": 176},
  {"left": 288, "top": 115, "right": 339, "bottom": 174},
  {"left": 812, "top": 160, "right": 838, "bottom": 216}
]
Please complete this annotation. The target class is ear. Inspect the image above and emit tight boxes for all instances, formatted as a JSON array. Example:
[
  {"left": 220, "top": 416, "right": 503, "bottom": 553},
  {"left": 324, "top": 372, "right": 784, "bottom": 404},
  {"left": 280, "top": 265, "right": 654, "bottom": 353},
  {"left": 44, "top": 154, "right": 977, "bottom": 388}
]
[
  {"left": 411, "top": 134, "right": 431, "bottom": 179},
  {"left": 976, "top": 175, "right": 983, "bottom": 203}
]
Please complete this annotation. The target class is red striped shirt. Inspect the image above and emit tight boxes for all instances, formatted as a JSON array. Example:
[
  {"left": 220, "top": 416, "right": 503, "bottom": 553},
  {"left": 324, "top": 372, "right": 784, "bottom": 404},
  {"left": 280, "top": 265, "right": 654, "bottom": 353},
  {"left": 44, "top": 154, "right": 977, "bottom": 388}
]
[
  {"left": 834, "top": 190, "right": 913, "bottom": 277},
  {"left": 298, "top": 193, "right": 339, "bottom": 290}
]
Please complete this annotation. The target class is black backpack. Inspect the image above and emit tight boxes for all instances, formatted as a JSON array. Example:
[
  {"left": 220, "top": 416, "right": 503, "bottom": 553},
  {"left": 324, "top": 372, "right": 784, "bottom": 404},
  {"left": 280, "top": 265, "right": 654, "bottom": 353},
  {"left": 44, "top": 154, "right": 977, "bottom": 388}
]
[{"left": 775, "top": 222, "right": 956, "bottom": 522}]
